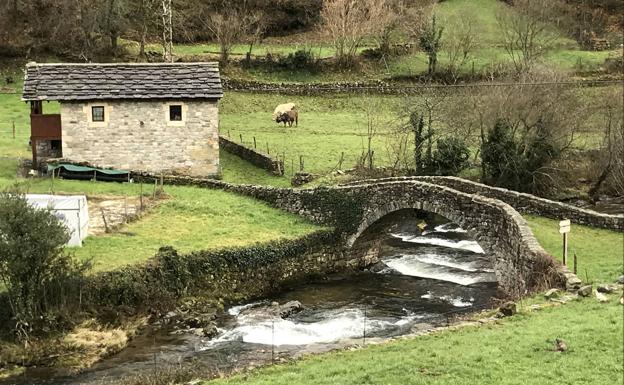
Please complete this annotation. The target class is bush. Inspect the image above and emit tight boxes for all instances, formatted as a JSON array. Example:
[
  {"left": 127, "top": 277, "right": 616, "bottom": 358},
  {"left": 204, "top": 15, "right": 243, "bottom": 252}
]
[
  {"left": 428, "top": 137, "right": 471, "bottom": 176},
  {"left": 481, "top": 118, "right": 561, "bottom": 193},
  {"left": 0, "top": 192, "right": 88, "bottom": 341}
]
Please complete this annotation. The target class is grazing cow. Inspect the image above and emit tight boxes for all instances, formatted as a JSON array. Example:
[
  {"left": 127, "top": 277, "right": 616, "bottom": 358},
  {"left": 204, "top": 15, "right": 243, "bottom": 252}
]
[
  {"left": 276, "top": 110, "right": 298, "bottom": 127},
  {"left": 272, "top": 102, "right": 296, "bottom": 120}
]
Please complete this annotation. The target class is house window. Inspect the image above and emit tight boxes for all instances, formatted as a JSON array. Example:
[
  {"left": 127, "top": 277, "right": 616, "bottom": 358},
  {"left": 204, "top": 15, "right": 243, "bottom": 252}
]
[
  {"left": 169, "top": 105, "right": 182, "bottom": 121},
  {"left": 50, "top": 140, "right": 62, "bottom": 151},
  {"left": 92, "top": 106, "right": 105, "bottom": 122}
]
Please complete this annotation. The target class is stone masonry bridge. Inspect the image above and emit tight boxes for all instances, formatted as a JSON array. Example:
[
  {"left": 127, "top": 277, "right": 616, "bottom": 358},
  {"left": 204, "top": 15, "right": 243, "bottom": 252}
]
[{"left": 136, "top": 174, "right": 623, "bottom": 296}]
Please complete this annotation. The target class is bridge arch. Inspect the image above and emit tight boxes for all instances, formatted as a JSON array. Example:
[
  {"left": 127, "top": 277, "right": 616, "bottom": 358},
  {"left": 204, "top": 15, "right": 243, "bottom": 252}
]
[{"left": 346, "top": 201, "right": 476, "bottom": 250}]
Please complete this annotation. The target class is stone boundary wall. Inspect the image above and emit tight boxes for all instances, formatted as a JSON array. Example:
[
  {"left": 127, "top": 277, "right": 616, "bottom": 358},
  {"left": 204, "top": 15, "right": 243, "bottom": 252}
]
[
  {"left": 341, "top": 176, "right": 624, "bottom": 231},
  {"left": 87, "top": 230, "right": 381, "bottom": 311},
  {"left": 222, "top": 78, "right": 620, "bottom": 96},
  {"left": 219, "top": 136, "right": 284, "bottom": 176}
]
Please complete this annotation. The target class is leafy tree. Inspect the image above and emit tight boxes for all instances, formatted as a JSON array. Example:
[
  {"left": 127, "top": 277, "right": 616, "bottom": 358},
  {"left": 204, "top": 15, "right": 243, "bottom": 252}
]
[
  {"left": 429, "top": 137, "right": 470, "bottom": 176},
  {"left": 0, "top": 193, "right": 87, "bottom": 342}
]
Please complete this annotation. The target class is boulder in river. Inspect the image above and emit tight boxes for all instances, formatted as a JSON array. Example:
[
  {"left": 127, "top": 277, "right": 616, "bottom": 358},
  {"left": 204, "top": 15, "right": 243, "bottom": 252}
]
[{"left": 279, "top": 301, "right": 304, "bottom": 318}]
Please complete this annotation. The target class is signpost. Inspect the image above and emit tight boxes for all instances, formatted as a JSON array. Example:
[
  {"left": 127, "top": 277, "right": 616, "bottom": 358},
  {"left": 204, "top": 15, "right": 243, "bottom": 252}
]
[{"left": 559, "top": 219, "right": 571, "bottom": 265}]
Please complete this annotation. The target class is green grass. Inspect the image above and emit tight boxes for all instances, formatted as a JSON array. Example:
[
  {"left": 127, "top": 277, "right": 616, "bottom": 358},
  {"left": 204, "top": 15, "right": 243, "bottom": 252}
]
[
  {"left": 73, "top": 186, "right": 320, "bottom": 271},
  {"left": 220, "top": 92, "right": 403, "bottom": 175},
  {"left": 206, "top": 299, "right": 622, "bottom": 385},
  {"left": 120, "top": 0, "right": 617, "bottom": 83},
  {"left": 0, "top": 159, "right": 319, "bottom": 272},
  {"left": 220, "top": 150, "right": 291, "bottom": 187},
  {"left": 204, "top": 217, "right": 624, "bottom": 385},
  {"left": 526, "top": 216, "right": 623, "bottom": 283}
]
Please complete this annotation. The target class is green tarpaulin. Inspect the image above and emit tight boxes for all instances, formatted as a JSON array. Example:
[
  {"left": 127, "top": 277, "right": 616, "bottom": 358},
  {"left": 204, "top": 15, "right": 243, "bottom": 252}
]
[{"left": 48, "top": 163, "right": 129, "bottom": 175}]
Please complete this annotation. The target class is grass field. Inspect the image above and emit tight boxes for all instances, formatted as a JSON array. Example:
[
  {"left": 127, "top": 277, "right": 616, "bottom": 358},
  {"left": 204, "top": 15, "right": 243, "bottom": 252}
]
[
  {"left": 205, "top": 218, "right": 624, "bottom": 385},
  {"left": 0, "top": 158, "right": 317, "bottom": 272}
]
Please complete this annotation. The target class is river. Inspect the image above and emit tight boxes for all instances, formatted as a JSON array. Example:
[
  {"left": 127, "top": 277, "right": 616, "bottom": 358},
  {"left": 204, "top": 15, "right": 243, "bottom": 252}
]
[{"left": 4, "top": 210, "right": 499, "bottom": 385}]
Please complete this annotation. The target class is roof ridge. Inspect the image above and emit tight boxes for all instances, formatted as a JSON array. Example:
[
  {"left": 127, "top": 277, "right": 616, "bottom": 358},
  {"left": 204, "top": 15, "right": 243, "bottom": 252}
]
[{"left": 27, "top": 62, "right": 220, "bottom": 67}]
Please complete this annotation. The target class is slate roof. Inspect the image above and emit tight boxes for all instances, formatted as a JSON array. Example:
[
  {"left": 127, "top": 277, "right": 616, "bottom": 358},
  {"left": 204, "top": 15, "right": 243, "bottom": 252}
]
[{"left": 22, "top": 62, "right": 223, "bottom": 101}]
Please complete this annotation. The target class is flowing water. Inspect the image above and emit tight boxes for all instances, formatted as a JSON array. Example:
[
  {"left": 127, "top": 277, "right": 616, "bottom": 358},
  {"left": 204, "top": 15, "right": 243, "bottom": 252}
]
[{"left": 4, "top": 210, "right": 499, "bottom": 385}]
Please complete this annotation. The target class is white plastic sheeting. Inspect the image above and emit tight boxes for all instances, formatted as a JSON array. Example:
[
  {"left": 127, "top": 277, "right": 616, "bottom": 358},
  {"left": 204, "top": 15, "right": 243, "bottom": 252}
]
[{"left": 25, "top": 194, "right": 89, "bottom": 247}]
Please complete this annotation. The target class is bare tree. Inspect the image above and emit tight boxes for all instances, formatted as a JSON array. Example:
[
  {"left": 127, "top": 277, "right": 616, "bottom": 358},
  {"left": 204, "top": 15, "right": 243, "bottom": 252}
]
[
  {"left": 161, "top": 0, "right": 173, "bottom": 62},
  {"left": 496, "top": 0, "right": 560, "bottom": 74},
  {"left": 399, "top": 0, "right": 435, "bottom": 43},
  {"left": 133, "top": 0, "right": 159, "bottom": 57},
  {"left": 202, "top": 6, "right": 264, "bottom": 65},
  {"left": 589, "top": 86, "right": 624, "bottom": 198},
  {"left": 319, "top": 0, "right": 394, "bottom": 67},
  {"left": 444, "top": 12, "right": 477, "bottom": 80}
]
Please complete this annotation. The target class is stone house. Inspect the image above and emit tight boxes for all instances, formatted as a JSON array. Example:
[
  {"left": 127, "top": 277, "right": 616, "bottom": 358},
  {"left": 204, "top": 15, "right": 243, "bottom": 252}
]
[{"left": 23, "top": 62, "right": 223, "bottom": 177}]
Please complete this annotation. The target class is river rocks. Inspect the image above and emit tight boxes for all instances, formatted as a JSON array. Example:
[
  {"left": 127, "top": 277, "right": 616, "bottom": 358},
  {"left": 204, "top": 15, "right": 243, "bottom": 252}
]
[
  {"left": 577, "top": 285, "right": 593, "bottom": 297},
  {"left": 279, "top": 301, "right": 304, "bottom": 318},
  {"left": 183, "top": 315, "right": 215, "bottom": 329},
  {"left": 202, "top": 324, "right": 219, "bottom": 338},
  {"left": 498, "top": 301, "right": 517, "bottom": 317}
]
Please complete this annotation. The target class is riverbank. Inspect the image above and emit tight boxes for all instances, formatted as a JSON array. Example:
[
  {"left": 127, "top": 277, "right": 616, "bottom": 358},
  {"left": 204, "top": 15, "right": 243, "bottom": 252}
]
[{"left": 199, "top": 217, "right": 623, "bottom": 385}]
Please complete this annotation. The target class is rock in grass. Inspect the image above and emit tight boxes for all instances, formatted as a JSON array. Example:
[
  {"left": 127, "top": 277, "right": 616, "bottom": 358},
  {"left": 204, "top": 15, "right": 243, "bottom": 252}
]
[
  {"left": 498, "top": 301, "right": 517, "bottom": 317},
  {"left": 555, "top": 338, "right": 568, "bottom": 352},
  {"left": 577, "top": 285, "right": 592, "bottom": 297},
  {"left": 616, "top": 275, "right": 624, "bottom": 285},
  {"left": 544, "top": 288, "right": 560, "bottom": 299},
  {"left": 597, "top": 284, "right": 618, "bottom": 294},
  {"left": 595, "top": 291, "right": 609, "bottom": 303}
]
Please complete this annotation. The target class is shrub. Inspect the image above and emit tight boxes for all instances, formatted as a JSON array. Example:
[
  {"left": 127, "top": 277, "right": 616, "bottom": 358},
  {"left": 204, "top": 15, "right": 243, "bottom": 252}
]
[
  {"left": 428, "top": 137, "right": 471, "bottom": 176},
  {"left": 0, "top": 192, "right": 88, "bottom": 341}
]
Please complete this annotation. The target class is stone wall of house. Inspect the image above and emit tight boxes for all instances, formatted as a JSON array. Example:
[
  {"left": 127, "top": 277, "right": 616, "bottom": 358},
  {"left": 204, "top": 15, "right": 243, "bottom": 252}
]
[
  {"left": 60, "top": 100, "right": 220, "bottom": 177},
  {"left": 35, "top": 140, "right": 62, "bottom": 163}
]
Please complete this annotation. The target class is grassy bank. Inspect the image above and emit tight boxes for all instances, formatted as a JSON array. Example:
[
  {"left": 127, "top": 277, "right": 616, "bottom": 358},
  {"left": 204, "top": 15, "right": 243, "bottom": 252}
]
[
  {"left": 0, "top": 159, "right": 317, "bottom": 272},
  {"left": 204, "top": 219, "right": 623, "bottom": 385}
]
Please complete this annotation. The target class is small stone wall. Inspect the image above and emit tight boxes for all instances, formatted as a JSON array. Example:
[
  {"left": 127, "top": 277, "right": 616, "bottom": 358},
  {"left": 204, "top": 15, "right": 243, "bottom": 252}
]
[
  {"left": 221, "top": 78, "right": 617, "bottom": 96},
  {"left": 87, "top": 230, "right": 383, "bottom": 311},
  {"left": 219, "top": 136, "right": 284, "bottom": 175}
]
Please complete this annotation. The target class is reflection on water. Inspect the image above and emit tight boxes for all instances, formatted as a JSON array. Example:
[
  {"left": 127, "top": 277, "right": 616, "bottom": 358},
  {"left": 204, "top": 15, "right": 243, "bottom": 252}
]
[{"left": 3, "top": 210, "right": 499, "bottom": 385}]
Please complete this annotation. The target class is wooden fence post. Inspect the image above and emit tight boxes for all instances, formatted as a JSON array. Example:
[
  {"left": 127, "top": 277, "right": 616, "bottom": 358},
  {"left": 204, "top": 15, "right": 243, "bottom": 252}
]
[
  {"left": 12, "top": 120, "right": 15, "bottom": 139},
  {"left": 253, "top": 136, "right": 257, "bottom": 149},
  {"left": 239, "top": 133, "right": 243, "bottom": 143}
]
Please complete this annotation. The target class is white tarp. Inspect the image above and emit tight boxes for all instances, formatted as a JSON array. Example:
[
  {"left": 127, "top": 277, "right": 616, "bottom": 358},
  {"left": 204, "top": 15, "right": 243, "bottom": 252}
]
[{"left": 25, "top": 194, "right": 89, "bottom": 247}]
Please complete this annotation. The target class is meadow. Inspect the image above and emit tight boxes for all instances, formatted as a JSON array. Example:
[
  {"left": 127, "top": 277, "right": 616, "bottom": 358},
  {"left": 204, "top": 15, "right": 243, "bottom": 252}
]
[{"left": 120, "top": 0, "right": 621, "bottom": 84}]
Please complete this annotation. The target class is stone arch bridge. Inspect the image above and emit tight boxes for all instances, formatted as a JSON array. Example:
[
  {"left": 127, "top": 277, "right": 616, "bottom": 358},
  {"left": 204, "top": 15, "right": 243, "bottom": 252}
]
[{"left": 144, "top": 175, "right": 623, "bottom": 295}]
